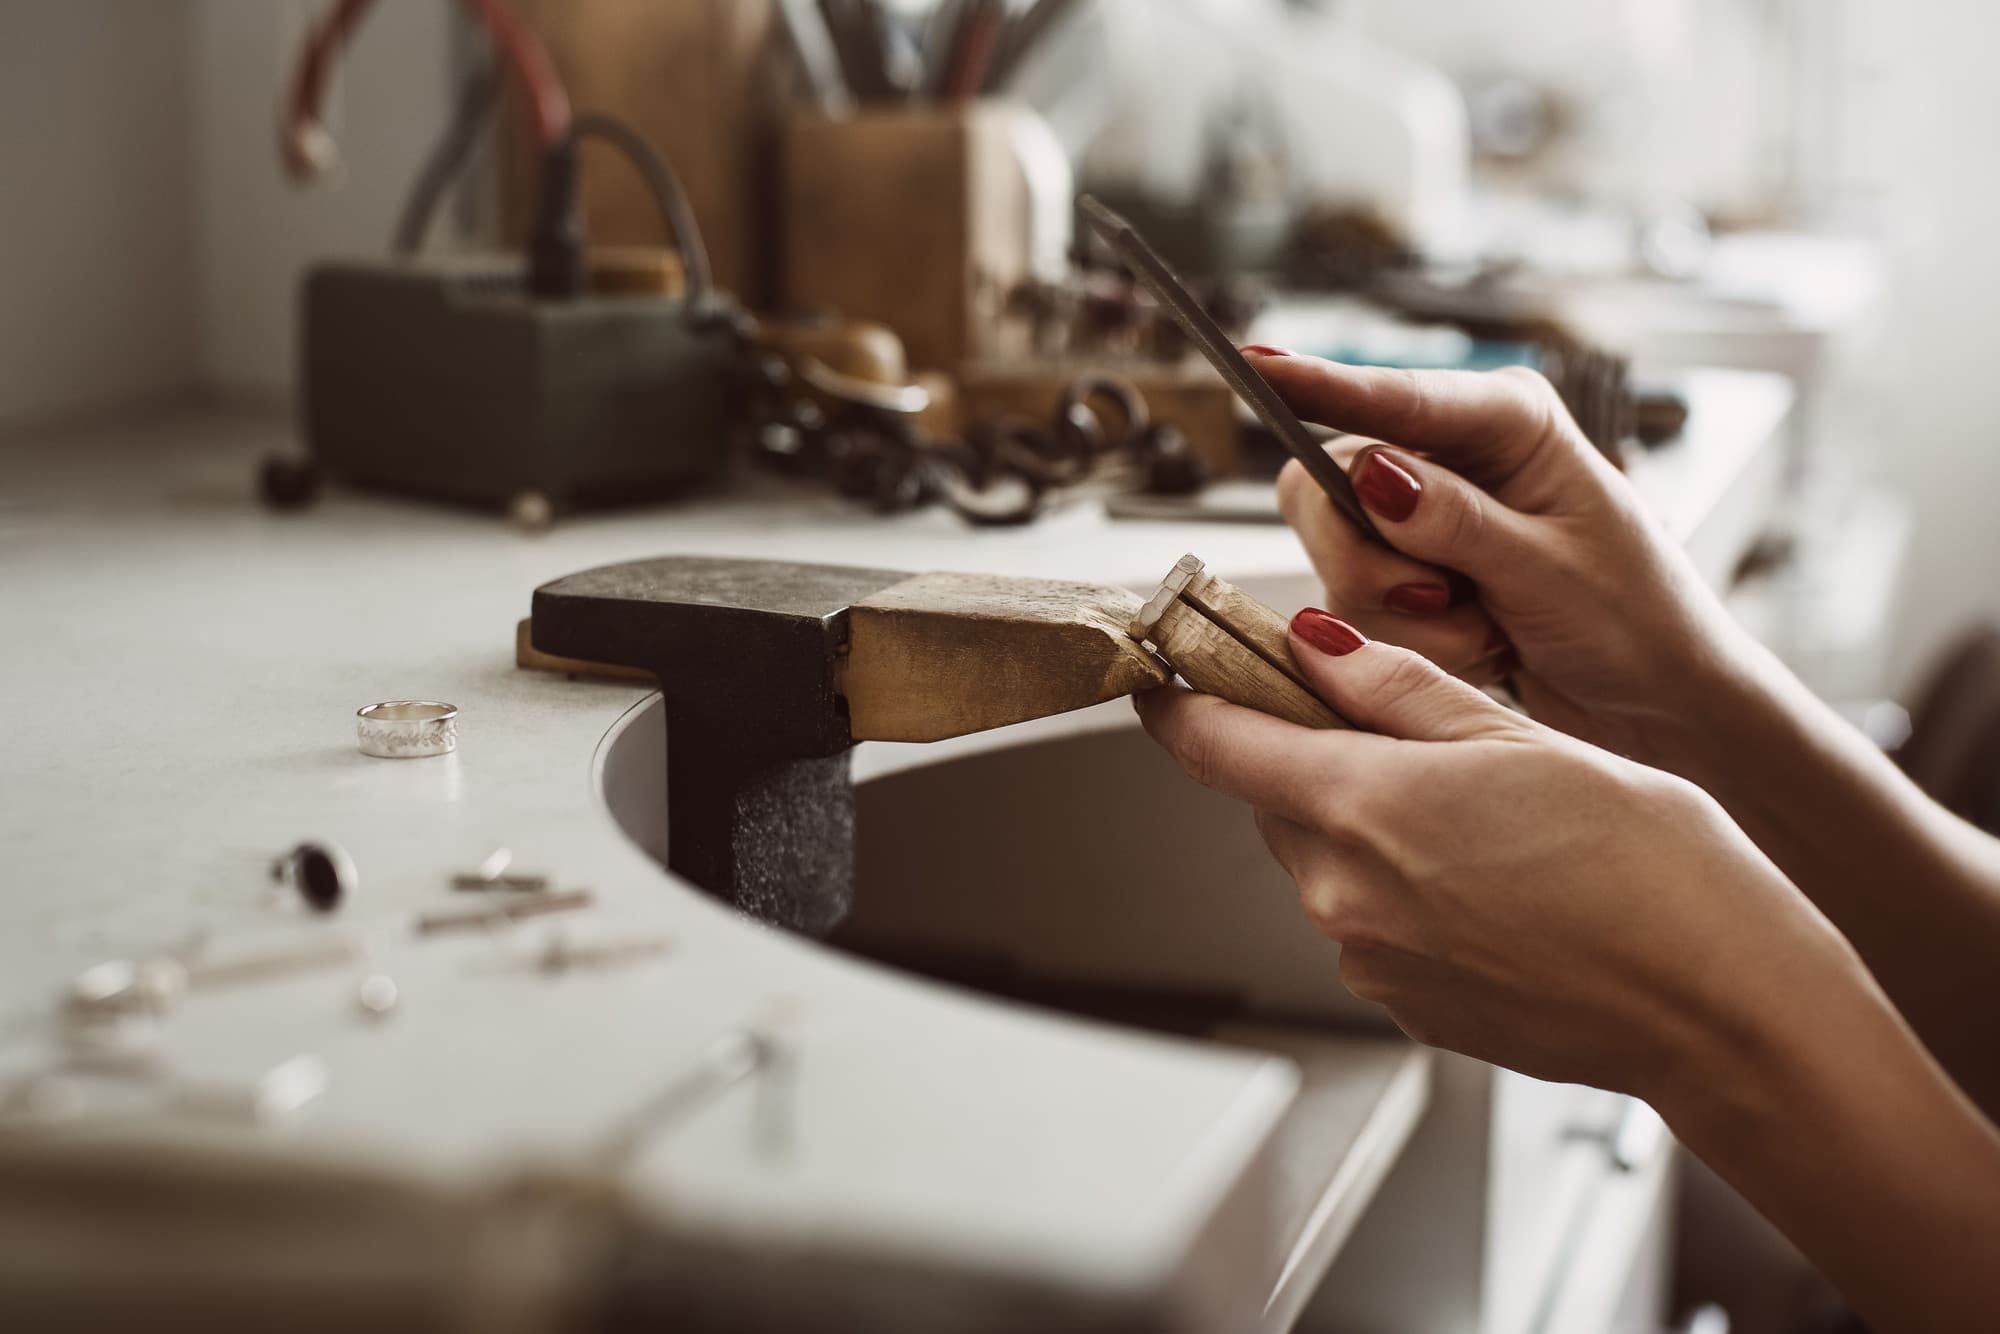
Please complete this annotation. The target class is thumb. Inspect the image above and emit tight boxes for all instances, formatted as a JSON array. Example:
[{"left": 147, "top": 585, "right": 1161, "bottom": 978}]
[
  {"left": 1289, "top": 609, "right": 1525, "bottom": 742},
  {"left": 1348, "top": 444, "right": 1552, "bottom": 591}
]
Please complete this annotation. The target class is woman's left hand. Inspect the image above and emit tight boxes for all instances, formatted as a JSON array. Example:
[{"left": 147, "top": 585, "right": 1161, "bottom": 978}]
[{"left": 1135, "top": 610, "right": 1873, "bottom": 1100}]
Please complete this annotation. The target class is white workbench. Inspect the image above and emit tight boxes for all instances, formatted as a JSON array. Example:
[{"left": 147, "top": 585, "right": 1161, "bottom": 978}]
[{"left": 0, "top": 366, "right": 1791, "bottom": 1331}]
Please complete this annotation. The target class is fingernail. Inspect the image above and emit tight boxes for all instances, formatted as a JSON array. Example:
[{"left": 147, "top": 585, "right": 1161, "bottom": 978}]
[
  {"left": 1384, "top": 582, "right": 1451, "bottom": 615},
  {"left": 1240, "top": 344, "right": 1294, "bottom": 358},
  {"left": 1353, "top": 450, "right": 1421, "bottom": 523},
  {"left": 1291, "top": 608, "right": 1368, "bottom": 657}
]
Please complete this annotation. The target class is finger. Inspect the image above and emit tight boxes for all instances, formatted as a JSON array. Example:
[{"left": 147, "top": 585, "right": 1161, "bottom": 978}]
[
  {"left": 1344, "top": 444, "right": 1561, "bottom": 594},
  {"left": 1337, "top": 603, "right": 1508, "bottom": 682},
  {"left": 1276, "top": 457, "right": 1458, "bottom": 613},
  {"left": 1246, "top": 353, "right": 1563, "bottom": 482},
  {"left": 1286, "top": 613, "right": 1527, "bottom": 742},
  {"left": 1134, "top": 685, "right": 1396, "bottom": 824}
]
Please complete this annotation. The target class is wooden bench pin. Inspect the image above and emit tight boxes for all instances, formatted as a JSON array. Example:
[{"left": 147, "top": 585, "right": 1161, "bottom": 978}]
[{"left": 1130, "top": 554, "right": 1349, "bottom": 730}]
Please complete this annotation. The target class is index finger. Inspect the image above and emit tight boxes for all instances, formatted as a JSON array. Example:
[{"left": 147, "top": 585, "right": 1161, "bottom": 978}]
[
  {"left": 1251, "top": 356, "right": 1560, "bottom": 484},
  {"left": 1133, "top": 685, "right": 1396, "bottom": 825}
]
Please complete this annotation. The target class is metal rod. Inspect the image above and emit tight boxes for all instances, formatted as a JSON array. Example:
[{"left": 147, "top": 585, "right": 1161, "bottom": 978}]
[
  {"left": 1078, "top": 195, "right": 1386, "bottom": 546},
  {"left": 416, "top": 888, "right": 594, "bottom": 936}
]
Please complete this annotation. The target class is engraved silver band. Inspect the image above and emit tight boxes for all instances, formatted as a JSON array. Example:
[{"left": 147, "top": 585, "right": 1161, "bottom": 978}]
[{"left": 355, "top": 700, "right": 458, "bottom": 758}]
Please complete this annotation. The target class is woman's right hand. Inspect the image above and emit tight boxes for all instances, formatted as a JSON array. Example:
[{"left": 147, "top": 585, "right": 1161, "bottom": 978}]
[{"left": 1249, "top": 349, "right": 1757, "bottom": 762}]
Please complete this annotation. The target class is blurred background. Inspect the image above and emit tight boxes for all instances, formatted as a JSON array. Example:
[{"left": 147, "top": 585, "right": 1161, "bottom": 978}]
[{"left": 6, "top": 0, "right": 1997, "bottom": 707}]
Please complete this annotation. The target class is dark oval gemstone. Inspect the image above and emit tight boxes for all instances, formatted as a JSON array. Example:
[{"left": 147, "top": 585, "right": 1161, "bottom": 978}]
[{"left": 293, "top": 844, "right": 348, "bottom": 912}]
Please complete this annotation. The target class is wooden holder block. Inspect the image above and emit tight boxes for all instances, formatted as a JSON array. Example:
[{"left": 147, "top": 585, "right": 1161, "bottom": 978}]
[
  {"left": 782, "top": 103, "right": 1037, "bottom": 373},
  {"left": 842, "top": 572, "right": 1169, "bottom": 743}
]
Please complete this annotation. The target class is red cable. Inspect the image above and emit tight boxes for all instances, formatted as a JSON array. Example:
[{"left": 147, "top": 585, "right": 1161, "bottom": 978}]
[
  {"left": 281, "top": 0, "right": 378, "bottom": 182},
  {"left": 459, "top": 0, "right": 570, "bottom": 148},
  {"left": 281, "top": 0, "right": 570, "bottom": 184}
]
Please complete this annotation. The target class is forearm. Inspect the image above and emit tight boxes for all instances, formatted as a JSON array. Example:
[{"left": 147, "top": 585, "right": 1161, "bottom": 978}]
[
  {"left": 1646, "top": 630, "right": 2000, "bottom": 1115},
  {"left": 1658, "top": 960, "right": 2000, "bottom": 1334}
]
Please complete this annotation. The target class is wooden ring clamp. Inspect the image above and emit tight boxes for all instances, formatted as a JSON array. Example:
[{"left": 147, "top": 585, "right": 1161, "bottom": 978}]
[
  {"left": 1128, "top": 555, "right": 1347, "bottom": 732},
  {"left": 526, "top": 554, "right": 1343, "bottom": 934}
]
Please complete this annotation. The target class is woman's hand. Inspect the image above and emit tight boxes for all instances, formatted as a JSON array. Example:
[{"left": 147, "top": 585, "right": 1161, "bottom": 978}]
[
  {"left": 1136, "top": 609, "right": 1864, "bottom": 1100},
  {"left": 1137, "top": 613, "right": 2000, "bottom": 1334},
  {"left": 1243, "top": 351, "right": 2000, "bottom": 1123},
  {"left": 1248, "top": 350, "right": 1752, "bottom": 762}
]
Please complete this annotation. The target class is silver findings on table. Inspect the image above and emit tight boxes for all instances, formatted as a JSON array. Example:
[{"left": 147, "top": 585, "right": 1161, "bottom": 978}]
[
  {"left": 416, "top": 887, "right": 595, "bottom": 936},
  {"left": 450, "top": 847, "right": 552, "bottom": 894},
  {"left": 591, "top": 1030, "right": 787, "bottom": 1169},
  {"left": 182, "top": 936, "right": 362, "bottom": 991},
  {"left": 169, "top": 1053, "right": 331, "bottom": 1123},
  {"left": 0, "top": 1052, "right": 330, "bottom": 1129},
  {"left": 354, "top": 974, "right": 400, "bottom": 1021},
  {"left": 355, "top": 700, "right": 459, "bottom": 759},
  {"left": 58, "top": 935, "right": 361, "bottom": 1036},
  {"left": 62, "top": 957, "right": 189, "bottom": 1024},
  {"left": 535, "top": 930, "right": 673, "bottom": 976}
]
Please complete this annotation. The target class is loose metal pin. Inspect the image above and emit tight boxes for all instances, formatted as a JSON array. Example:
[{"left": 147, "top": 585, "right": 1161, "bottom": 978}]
[
  {"left": 417, "top": 888, "right": 595, "bottom": 936},
  {"left": 58, "top": 935, "right": 361, "bottom": 1031},
  {"left": 590, "top": 1030, "right": 780, "bottom": 1169},
  {"left": 0, "top": 1052, "right": 329, "bottom": 1129},
  {"left": 450, "top": 848, "right": 554, "bottom": 893},
  {"left": 536, "top": 930, "right": 673, "bottom": 976}
]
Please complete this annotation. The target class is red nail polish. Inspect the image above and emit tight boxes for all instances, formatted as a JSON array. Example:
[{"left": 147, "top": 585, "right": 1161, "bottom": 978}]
[
  {"left": 1240, "top": 344, "right": 1294, "bottom": 358},
  {"left": 1291, "top": 608, "right": 1368, "bottom": 657},
  {"left": 1353, "top": 451, "right": 1421, "bottom": 523},
  {"left": 1384, "top": 583, "right": 1451, "bottom": 615}
]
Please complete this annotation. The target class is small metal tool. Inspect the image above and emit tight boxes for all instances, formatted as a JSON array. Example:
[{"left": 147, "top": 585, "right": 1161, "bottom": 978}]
[
  {"left": 1078, "top": 194, "right": 1387, "bottom": 547},
  {"left": 59, "top": 934, "right": 361, "bottom": 1031},
  {"left": 535, "top": 931, "right": 674, "bottom": 977},
  {"left": 416, "top": 888, "right": 594, "bottom": 936},
  {"left": 591, "top": 1030, "right": 784, "bottom": 1168},
  {"left": 774, "top": 0, "right": 854, "bottom": 114},
  {"left": 450, "top": 847, "right": 553, "bottom": 893}
]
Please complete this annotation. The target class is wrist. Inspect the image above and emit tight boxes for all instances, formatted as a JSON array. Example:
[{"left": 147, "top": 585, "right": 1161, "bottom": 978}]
[
  {"left": 1646, "top": 936, "right": 1870, "bottom": 1165},
  {"left": 1649, "top": 936, "right": 2000, "bottom": 1332},
  {"left": 1647, "top": 923, "right": 1975, "bottom": 1172}
]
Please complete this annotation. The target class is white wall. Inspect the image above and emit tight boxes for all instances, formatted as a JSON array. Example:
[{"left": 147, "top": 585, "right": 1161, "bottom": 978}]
[
  {"left": 1861, "top": 0, "right": 2000, "bottom": 689},
  {"left": 0, "top": 0, "right": 454, "bottom": 429},
  {"left": 0, "top": 1, "right": 198, "bottom": 432},
  {"left": 1348, "top": 0, "right": 2000, "bottom": 691},
  {"left": 191, "top": 0, "right": 454, "bottom": 397}
]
